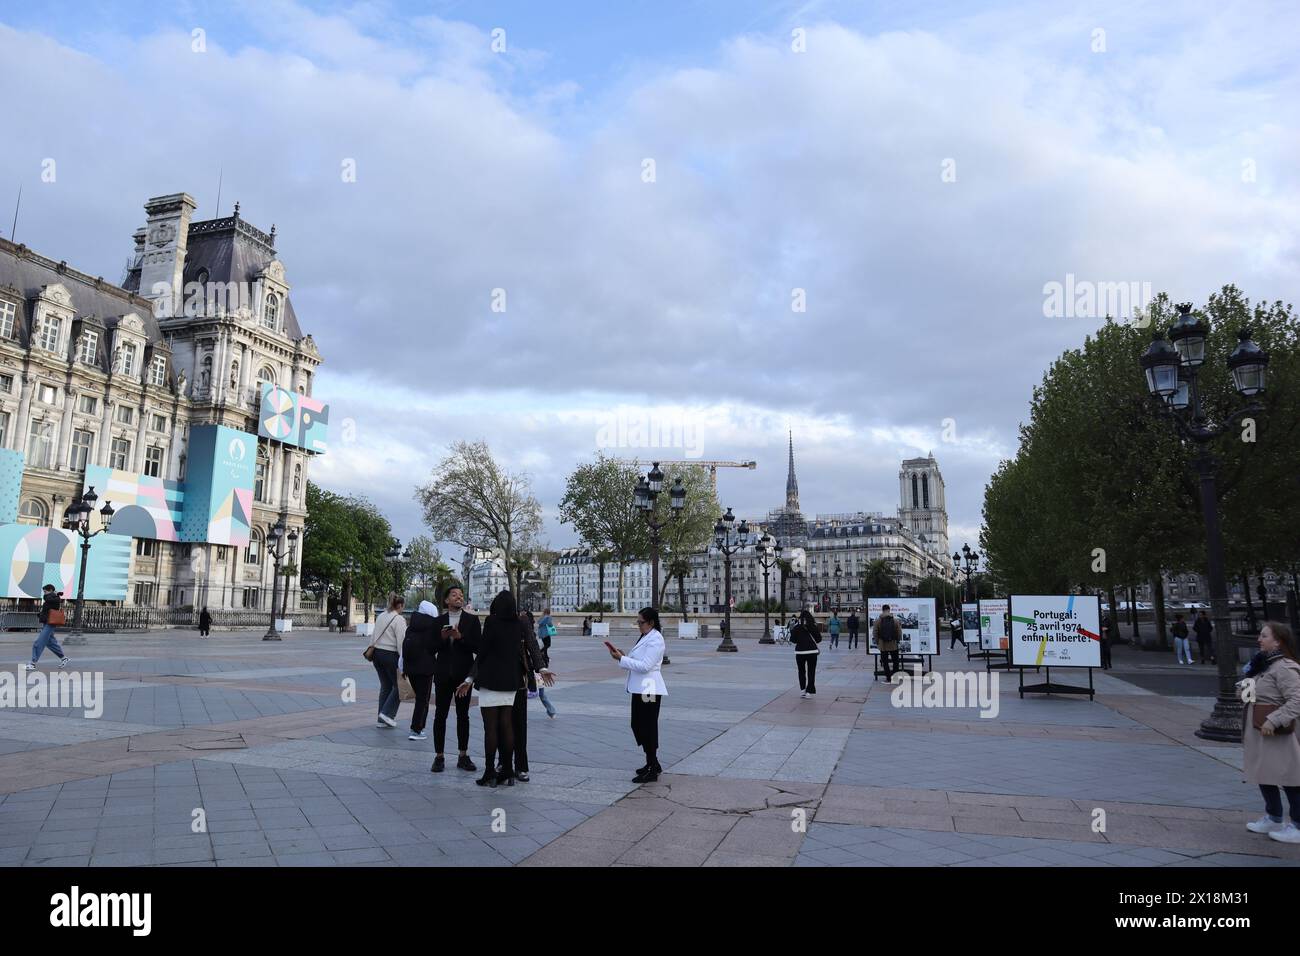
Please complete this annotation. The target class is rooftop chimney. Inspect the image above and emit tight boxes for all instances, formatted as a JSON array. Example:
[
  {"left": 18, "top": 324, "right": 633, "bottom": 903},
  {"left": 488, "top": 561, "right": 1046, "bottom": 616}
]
[{"left": 137, "top": 193, "right": 198, "bottom": 316}]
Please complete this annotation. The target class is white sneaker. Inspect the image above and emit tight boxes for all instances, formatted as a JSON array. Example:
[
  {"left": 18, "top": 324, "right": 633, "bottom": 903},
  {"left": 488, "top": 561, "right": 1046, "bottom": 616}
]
[
  {"left": 378, "top": 714, "right": 396, "bottom": 727},
  {"left": 800, "top": 691, "right": 808, "bottom": 698},
  {"left": 1268, "top": 823, "right": 1300, "bottom": 843},
  {"left": 408, "top": 732, "right": 427, "bottom": 741},
  {"left": 59, "top": 657, "right": 70, "bottom": 668},
  {"left": 24, "top": 662, "right": 36, "bottom": 671},
  {"left": 1246, "top": 815, "right": 1285, "bottom": 834}
]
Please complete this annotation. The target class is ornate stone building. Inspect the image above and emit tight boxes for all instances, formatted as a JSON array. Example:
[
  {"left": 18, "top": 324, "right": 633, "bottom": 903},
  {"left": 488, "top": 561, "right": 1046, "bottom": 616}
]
[{"left": 0, "top": 192, "right": 322, "bottom": 611}]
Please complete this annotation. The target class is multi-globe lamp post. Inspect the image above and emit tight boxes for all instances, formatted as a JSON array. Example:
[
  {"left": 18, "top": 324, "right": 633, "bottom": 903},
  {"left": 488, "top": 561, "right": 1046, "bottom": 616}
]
[
  {"left": 755, "top": 533, "right": 782, "bottom": 644},
  {"left": 1139, "top": 303, "right": 1269, "bottom": 742},
  {"left": 385, "top": 539, "right": 410, "bottom": 599},
  {"left": 60, "top": 486, "right": 115, "bottom": 645},
  {"left": 634, "top": 462, "right": 686, "bottom": 606},
  {"left": 711, "top": 507, "right": 748, "bottom": 652},
  {"left": 954, "top": 544, "right": 980, "bottom": 601},
  {"left": 263, "top": 518, "right": 299, "bottom": 642}
]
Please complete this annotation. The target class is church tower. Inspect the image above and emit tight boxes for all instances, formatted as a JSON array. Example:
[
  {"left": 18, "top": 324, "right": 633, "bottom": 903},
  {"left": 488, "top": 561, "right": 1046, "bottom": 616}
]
[{"left": 899, "top": 454, "right": 949, "bottom": 561}]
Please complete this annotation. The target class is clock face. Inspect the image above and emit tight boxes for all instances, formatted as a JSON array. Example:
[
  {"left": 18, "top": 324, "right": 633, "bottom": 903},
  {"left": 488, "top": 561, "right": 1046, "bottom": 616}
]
[{"left": 149, "top": 223, "right": 176, "bottom": 247}]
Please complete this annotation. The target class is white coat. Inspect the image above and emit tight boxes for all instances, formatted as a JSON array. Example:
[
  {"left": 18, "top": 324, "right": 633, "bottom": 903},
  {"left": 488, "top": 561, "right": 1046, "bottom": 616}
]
[{"left": 619, "top": 628, "right": 668, "bottom": 697}]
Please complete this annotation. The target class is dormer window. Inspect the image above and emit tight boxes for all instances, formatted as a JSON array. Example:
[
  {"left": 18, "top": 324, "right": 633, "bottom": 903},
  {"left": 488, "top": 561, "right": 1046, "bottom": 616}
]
[
  {"left": 0, "top": 299, "right": 15, "bottom": 338},
  {"left": 149, "top": 355, "right": 167, "bottom": 386},
  {"left": 35, "top": 314, "right": 62, "bottom": 353},
  {"left": 76, "top": 330, "right": 99, "bottom": 365},
  {"left": 115, "top": 342, "right": 137, "bottom": 376},
  {"left": 263, "top": 293, "right": 279, "bottom": 331}
]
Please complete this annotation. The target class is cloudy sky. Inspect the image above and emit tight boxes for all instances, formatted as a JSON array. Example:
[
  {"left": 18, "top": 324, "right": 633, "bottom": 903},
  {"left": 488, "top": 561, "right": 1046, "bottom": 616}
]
[{"left": 2, "top": 0, "right": 1297, "bottom": 556}]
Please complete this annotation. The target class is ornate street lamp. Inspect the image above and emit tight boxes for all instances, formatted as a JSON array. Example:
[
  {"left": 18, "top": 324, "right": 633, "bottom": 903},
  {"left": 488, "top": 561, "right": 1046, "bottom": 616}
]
[
  {"left": 635, "top": 462, "right": 686, "bottom": 607},
  {"left": 385, "top": 539, "right": 405, "bottom": 597},
  {"left": 710, "top": 507, "right": 747, "bottom": 652},
  {"left": 954, "top": 544, "right": 980, "bottom": 602},
  {"left": 61, "top": 487, "right": 115, "bottom": 645},
  {"left": 263, "top": 518, "right": 298, "bottom": 641},
  {"left": 1140, "top": 303, "right": 1270, "bottom": 742},
  {"left": 756, "top": 533, "right": 782, "bottom": 644}
]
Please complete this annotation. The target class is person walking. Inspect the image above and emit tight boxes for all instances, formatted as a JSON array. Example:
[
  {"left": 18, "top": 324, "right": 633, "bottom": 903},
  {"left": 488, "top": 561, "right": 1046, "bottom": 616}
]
[
  {"left": 948, "top": 615, "right": 963, "bottom": 650},
  {"left": 1241, "top": 622, "right": 1300, "bottom": 843},
  {"left": 198, "top": 606, "right": 212, "bottom": 638},
  {"left": 366, "top": 595, "right": 407, "bottom": 728},
  {"left": 847, "top": 611, "right": 860, "bottom": 651},
  {"left": 429, "top": 586, "right": 480, "bottom": 773},
  {"left": 506, "top": 609, "right": 556, "bottom": 781},
  {"left": 1099, "top": 612, "right": 1113, "bottom": 670},
  {"left": 538, "top": 608, "right": 555, "bottom": 654},
  {"left": 26, "top": 585, "right": 70, "bottom": 671},
  {"left": 608, "top": 607, "right": 667, "bottom": 783},
  {"left": 790, "top": 609, "right": 820, "bottom": 698},
  {"left": 828, "top": 612, "right": 841, "bottom": 650},
  {"left": 402, "top": 600, "right": 439, "bottom": 741},
  {"left": 1172, "top": 613, "right": 1194, "bottom": 664},
  {"left": 582, "top": 615, "right": 591, "bottom": 636},
  {"left": 1194, "top": 609, "right": 1216, "bottom": 664},
  {"left": 874, "top": 604, "right": 903, "bottom": 681},
  {"left": 459, "top": 590, "right": 530, "bottom": 788}
]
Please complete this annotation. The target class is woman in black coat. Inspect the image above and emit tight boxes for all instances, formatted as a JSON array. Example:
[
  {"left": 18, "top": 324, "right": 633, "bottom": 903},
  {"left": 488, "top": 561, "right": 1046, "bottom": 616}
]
[{"left": 790, "top": 610, "right": 821, "bottom": 698}]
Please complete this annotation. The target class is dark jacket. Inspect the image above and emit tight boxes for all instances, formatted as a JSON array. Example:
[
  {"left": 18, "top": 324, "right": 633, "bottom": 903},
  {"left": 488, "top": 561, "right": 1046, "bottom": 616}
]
[
  {"left": 474, "top": 614, "right": 529, "bottom": 693},
  {"left": 402, "top": 610, "right": 440, "bottom": 675},
  {"left": 430, "top": 610, "right": 481, "bottom": 683},
  {"left": 1171, "top": 620, "right": 1189, "bottom": 639},
  {"left": 1193, "top": 616, "right": 1213, "bottom": 640},
  {"left": 199, "top": 609, "right": 212, "bottom": 628},
  {"left": 847, "top": 614, "right": 859, "bottom": 632},
  {"left": 39, "top": 591, "right": 61, "bottom": 625},
  {"left": 519, "top": 613, "right": 547, "bottom": 691},
  {"left": 791, "top": 621, "right": 821, "bottom": 654}
]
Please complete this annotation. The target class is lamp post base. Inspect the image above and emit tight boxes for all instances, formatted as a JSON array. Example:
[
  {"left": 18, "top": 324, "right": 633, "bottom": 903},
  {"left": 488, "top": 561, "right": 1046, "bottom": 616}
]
[
  {"left": 759, "top": 625, "right": 774, "bottom": 645},
  {"left": 716, "top": 636, "right": 738, "bottom": 652},
  {"left": 1195, "top": 694, "right": 1244, "bottom": 743},
  {"left": 262, "top": 628, "right": 282, "bottom": 642}
]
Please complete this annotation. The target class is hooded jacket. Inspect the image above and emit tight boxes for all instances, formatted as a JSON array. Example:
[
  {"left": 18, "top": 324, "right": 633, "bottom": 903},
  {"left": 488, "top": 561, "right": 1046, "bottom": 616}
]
[{"left": 402, "top": 601, "right": 441, "bottom": 675}]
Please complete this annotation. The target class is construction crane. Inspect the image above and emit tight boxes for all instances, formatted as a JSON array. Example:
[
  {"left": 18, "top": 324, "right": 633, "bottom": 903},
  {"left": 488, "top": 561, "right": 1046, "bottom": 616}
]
[{"left": 623, "top": 459, "right": 756, "bottom": 490}]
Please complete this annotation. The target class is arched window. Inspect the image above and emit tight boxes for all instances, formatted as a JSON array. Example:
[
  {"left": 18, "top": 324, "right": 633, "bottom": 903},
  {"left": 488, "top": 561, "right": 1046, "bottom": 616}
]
[
  {"left": 245, "top": 529, "right": 262, "bottom": 565},
  {"left": 257, "top": 366, "right": 276, "bottom": 390},
  {"left": 263, "top": 293, "right": 279, "bottom": 331},
  {"left": 19, "top": 498, "right": 48, "bottom": 526},
  {"left": 911, "top": 474, "right": 919, "bottom": 509},
  {"left": 921, "top": 473, "right": 929, "bottom": 509}
]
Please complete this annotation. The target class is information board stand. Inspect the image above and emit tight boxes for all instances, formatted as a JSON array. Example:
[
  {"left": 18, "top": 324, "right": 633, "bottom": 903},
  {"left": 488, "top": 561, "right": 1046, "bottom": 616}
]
[
  {"left": 866, "top": 597, "right": 939, "bottom": 681},
  {"left": 874, "top": 652, "right": 933, "bottom": 680},
  {"left": 1009, "top": 595, "right": 1101, "bottom": 699}
]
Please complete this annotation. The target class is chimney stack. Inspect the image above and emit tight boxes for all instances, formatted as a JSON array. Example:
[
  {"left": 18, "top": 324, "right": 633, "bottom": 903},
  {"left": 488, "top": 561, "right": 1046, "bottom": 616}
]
[{"left": 137, "top": 193, "right": 198, "bottom": 315}]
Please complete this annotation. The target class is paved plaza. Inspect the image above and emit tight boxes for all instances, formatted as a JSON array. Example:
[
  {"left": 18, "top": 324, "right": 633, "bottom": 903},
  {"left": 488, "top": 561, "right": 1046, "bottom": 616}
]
[{"left": 0, "top": 628, "right": 1297, "bottom": 867}]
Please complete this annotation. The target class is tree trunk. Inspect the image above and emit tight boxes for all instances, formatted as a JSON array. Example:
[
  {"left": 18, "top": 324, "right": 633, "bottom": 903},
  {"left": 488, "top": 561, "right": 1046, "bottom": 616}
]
[
  {"left": 1152, "top": 575, "right": 1168, "bottom": 649},
  {"left": 1242, "top": 572, "right": 1256, "bottom": 631},
  {"left": 597, "top": 563, "right": 606, "bottom": 621},
  {"left": 616, "top": 561, "right": 626, "bottom": 613},
  {"left": 678, "top": 574, "right": 689, "bottom": 622},
  {"left": 1128, "top": 585, "right": 1139, "bottom": 641},
  {"left": 1106, "top": 584, "right": 1119, "bottom": 644}
]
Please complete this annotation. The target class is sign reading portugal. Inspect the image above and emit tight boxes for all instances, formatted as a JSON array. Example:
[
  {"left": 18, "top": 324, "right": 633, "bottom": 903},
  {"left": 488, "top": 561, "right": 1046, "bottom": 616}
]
[{"left": 1009, "top": 595, "right": 1102, "bottom": 668}]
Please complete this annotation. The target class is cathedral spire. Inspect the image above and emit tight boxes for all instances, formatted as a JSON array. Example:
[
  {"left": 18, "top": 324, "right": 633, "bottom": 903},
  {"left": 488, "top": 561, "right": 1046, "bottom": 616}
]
[{"left": 785, "top": 430, "right": 800, "bottom": 511}]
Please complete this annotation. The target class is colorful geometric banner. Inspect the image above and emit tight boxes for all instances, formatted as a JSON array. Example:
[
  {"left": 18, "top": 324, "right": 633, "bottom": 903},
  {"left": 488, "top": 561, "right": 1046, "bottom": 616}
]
[
  {"left": 84, "top": 465, "right": 184, "bottom": 541},
  {"left": 0, "top": 524, "right": 131, "bottom": 600},
  {"left": 180, "top": 425, "right": 255, "bottom": 546},
  {"left": 258, "top": 383, "right": 328, "bottom": 454},
  {"left": 1009, "top": 594, "right": 1102, "bottom": 668}
]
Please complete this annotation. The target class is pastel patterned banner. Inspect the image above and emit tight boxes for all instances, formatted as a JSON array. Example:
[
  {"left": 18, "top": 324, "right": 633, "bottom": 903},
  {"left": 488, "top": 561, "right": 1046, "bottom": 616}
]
[
  {"left": 180, "top": 425, "right": 255, "bottom": 546},
  {"left": 0, "top": 447, "right": 23, "bottom": 524},
  {"left": 83, "top": 465, "right": 184, "bottom": 541},
  {"left": 258, "top": 383, "right": 328, "bottom": 454},
  {"left": 0, "top": 524, "right": 131, "bottom": 600}
]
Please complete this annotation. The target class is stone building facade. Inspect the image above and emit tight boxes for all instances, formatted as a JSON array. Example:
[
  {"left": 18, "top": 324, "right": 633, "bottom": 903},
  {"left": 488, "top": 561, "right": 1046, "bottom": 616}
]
[{"left": 0, "top": 192, "right": 322, "bottom": 611}]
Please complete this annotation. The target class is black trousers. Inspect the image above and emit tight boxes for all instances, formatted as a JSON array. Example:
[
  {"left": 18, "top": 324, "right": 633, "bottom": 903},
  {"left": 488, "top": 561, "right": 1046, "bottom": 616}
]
[
  {"left": 1197, "top": 637, "right": 1215, "bottom": 663},
  {"left": 879, "top": 647, "right": 902, "bottom": 679},
  {"left": 407, "top": 673, "right": 434, "bottom": 733},
  {"left": 511, "top": 688, "right": 529, "bottom": 773},
  {"left": 630, "top": 694, "right": 661, "bottom": 760},
  {"left": 847, "top": 629, "right": 858, "bottom": 650},
  {"left": 1099, "top": 638, "right": 1112, "bottom": 669},
  {"left": 433, "top": 676, "right": 471, "bottom": 753},
  {"left": 1260, "top": 784, "right": 1300, "bottom": 823},
  {"left": 796, "top": 654, "right": 817, "bottom": 693}
]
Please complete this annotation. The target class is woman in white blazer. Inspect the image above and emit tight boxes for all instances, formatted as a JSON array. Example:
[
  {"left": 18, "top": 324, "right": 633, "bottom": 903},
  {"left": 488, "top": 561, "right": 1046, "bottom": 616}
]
[{"left": 608, "top": 606, "right": 668, "bottom": 783}]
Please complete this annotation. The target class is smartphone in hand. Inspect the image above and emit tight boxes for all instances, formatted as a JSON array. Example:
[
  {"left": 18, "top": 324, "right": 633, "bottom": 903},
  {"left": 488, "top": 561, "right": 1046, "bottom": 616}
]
[{"left": 604, "top": 641, "right": 616, "bottom": 652}]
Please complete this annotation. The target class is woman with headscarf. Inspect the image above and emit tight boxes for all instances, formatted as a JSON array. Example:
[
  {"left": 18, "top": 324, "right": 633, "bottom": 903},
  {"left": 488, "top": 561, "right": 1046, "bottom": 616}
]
[
  {"left": 402, "top": 599, "right": 439, "bottom": 741},
  {"left": 458, "top": 591, "right": 552, "bottom": 787}
]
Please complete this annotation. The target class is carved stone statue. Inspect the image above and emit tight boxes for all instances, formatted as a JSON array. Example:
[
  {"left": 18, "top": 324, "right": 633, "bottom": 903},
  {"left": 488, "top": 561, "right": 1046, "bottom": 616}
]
[
  {"left": 229, "top": 360, "right": 239, "bottom": 389},
  {"left": 176, "top": 369, "right": 189, "bottom": 398}
]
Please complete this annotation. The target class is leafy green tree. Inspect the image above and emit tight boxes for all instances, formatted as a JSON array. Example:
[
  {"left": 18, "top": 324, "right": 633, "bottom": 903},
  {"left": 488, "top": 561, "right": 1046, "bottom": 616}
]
[
  {"left": 861, "top": 559, "right": 899, "bottom": 599},
  {"left": 558, "top": 455, "right": 647, "bottom": 612}
]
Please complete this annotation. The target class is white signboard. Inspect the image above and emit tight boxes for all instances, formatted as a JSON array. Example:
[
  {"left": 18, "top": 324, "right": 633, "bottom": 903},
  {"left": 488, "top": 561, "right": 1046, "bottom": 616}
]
[
  {"left": 961, "top": 603, "right": 981, "bottom": 645},
  {"left": 590, "top": 621, "right": 610, "bottom": 638},
  {"left": 678, "top": 621, "right": 699, "bottom": 639},
  {"left": 978, "top": 598, "right": 1009, "bottom": 651},
  {"left": 867, "top": 597, "right": 938, "bottom": 655},
  {"left": 1009, "top": 595, "right": 1102, "bottom": 668}
]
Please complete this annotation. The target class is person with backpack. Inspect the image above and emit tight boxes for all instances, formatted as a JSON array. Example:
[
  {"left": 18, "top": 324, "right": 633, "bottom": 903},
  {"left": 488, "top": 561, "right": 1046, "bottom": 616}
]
[
  {"left": 791, "top": 609, "right": 821, "bottom": 698},
  {"left": 26, "top": 584, "right": 70, "bottom": 671},
  {"left": 874, "top": 604, "right": 903, "bottom": 681}
]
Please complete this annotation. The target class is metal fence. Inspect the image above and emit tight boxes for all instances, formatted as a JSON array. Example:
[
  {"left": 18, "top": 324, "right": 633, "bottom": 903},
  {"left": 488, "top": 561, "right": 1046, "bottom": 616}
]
[{"left": 0, "top": 602, "right": 331, "bottom": 632}]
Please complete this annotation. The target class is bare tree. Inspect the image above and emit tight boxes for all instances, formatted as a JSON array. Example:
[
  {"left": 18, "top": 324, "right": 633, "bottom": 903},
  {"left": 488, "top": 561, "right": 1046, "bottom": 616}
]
[{"left": 414, "top": 440, "right": 543, "bottom": 595}]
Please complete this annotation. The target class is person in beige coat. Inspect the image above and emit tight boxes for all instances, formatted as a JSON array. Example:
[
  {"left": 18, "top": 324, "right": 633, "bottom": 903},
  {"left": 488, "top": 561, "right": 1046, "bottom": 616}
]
[{"left": 1241, "top": 621, "right": 1300, "bottom": 843}]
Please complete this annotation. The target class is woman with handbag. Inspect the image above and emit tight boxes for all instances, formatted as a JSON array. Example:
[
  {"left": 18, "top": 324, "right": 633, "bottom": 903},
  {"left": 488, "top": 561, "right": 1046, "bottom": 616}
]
[
  {"left": 365, "top": 595, "right": 407, "bottom": 728},
  {"left": 1242, "top": 621, "right": 1300, "bottom": 843},
  {"left": 26, "top": 584, "right": 70, "bottom": 671}
]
